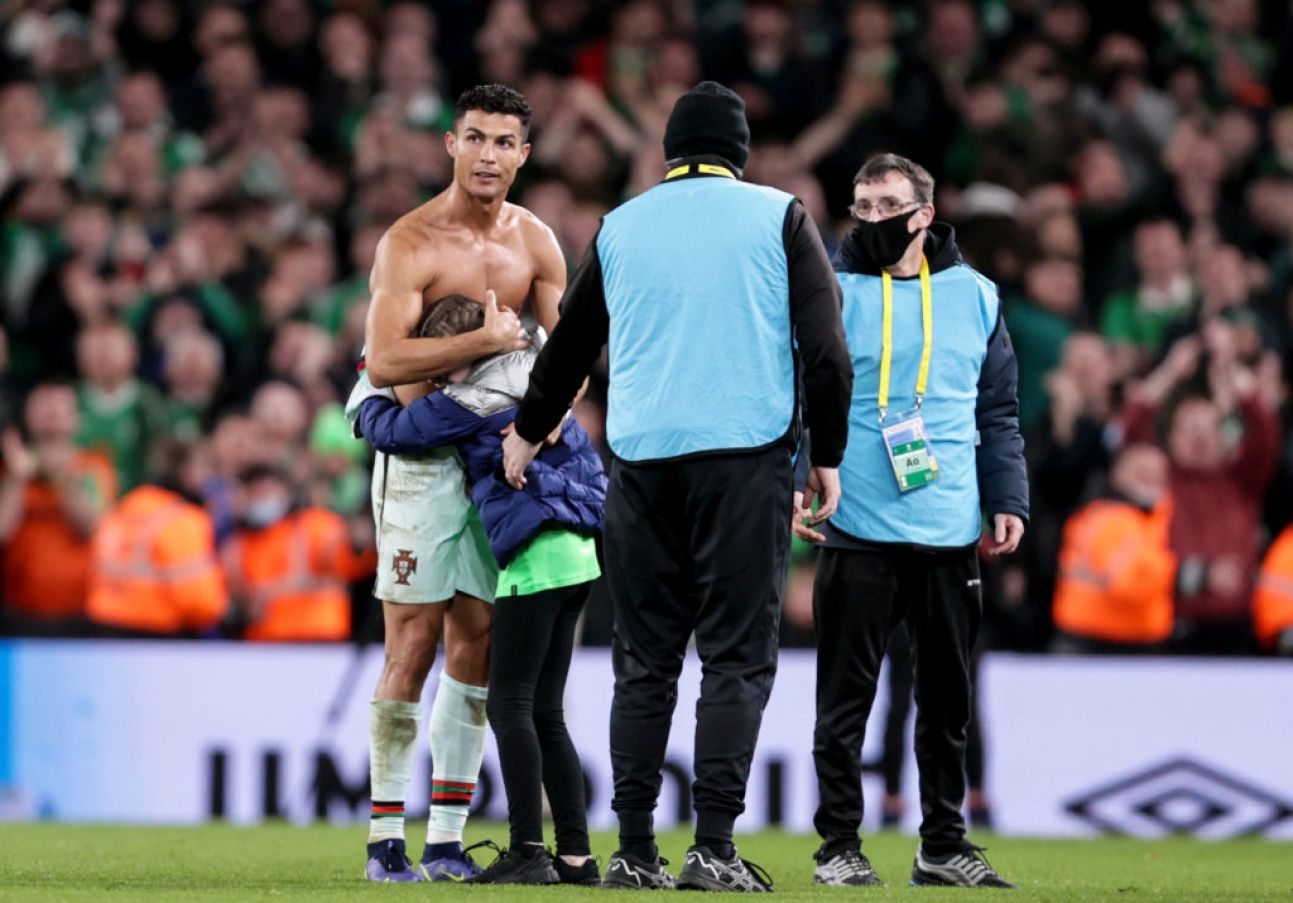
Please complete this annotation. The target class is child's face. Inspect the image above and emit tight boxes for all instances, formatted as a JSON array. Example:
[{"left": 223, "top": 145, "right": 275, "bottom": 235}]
[{"left": 446, "top": 365, "right": 471, "bottom": 384}]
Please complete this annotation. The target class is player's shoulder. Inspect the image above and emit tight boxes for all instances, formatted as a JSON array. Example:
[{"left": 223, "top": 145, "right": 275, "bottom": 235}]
[
  {"left": 507, "top": 202, "right": 561, "bottom": 242},
  {"left": 507, "top": 201, "right": 564, "bottom": 260},
  {"left": 379, "top": 203, "right": 439, "bottom": 252}
]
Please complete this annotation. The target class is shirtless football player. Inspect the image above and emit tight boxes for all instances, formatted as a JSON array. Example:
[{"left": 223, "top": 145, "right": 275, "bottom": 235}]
[{"left": 345, "top": 84, "right": 567, "bottom": 883}]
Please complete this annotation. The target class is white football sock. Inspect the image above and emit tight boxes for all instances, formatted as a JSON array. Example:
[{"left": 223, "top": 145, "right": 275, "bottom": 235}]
[
  {"left": 426, "top": 673, "right": 488, "bottom": 844},
  {"left": 368, "top": 699, "right": 422, "bottom": 843}
]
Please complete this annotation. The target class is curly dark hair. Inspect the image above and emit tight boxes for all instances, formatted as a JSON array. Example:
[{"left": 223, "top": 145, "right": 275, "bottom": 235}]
[
  {"left": 419, "top": 294, "right": 486, "bottom": 338},
  {"left": 454, "top": 84, "right": 532, "bottom": 135}
]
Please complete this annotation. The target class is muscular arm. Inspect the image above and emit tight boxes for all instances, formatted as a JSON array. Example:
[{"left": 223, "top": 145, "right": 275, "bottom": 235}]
[
  {"left": 364, "top": 232, "right": 517, "bottom": 387},
  {"left": 527, "top": 214, "right": 590, "bottom": 415},
  {"left": 527, "top": 218, "right": 567, "bottom": 334}
]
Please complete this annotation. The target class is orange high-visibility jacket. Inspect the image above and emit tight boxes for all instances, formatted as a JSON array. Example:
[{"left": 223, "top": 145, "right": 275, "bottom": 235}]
[
  {"left": 87, "top": 485, "right": 227, "bottom": 633},
  {"left": 1254, "top": 527, "right": 1293, "bottom": 650},
  {"left": 2, "top": 451, "right": 116, "bottom": 620},
  {"left": 227, "top": 507, "right": 373, "bottom": 642},
  {"left": 1053, "top": 497, "right": 1177, "bottom": 645}
]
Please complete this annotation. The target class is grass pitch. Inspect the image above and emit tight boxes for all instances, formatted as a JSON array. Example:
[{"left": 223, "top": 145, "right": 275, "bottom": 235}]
[{"left": 1, "top": 822, "right": 1290, "bottom": 902}]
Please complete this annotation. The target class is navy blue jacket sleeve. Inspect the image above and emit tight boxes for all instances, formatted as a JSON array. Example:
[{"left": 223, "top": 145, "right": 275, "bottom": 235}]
[
  {"left": 357, "top": 394, "right": 485, "bottom": 454},
  {"left": 975, "top": 312, "right": 1029, "bottom": 522}
]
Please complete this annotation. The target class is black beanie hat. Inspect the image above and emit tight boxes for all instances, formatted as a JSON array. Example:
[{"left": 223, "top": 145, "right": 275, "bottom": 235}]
[{"left": 663, "top": 81, "right": 750, "bottom": 170}]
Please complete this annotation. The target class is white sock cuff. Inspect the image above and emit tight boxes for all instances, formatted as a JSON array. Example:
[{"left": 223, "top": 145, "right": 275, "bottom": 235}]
[
  {"left": 371, "top": 699, "right": 423, "bottom": 719},
  {"left": 438, "top": 673, "right": 488, "bottom": 701}
]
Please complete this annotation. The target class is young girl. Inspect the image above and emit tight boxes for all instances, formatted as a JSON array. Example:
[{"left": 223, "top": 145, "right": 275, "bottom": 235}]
[{"left": 357, "top": 295, "right": 605, "bottom": 886}]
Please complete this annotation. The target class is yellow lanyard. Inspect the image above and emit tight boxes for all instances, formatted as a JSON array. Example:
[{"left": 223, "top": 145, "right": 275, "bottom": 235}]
[
  {"left": 878, "top": 256, "right": 932, "bottom": 422},
  {"left": 664, "top": 163, "right": 736, "bottom": 180}
]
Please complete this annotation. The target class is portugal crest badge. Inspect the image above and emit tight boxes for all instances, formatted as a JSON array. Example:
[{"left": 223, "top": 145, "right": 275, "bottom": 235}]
[{"left": 392, "top": 549, "right": 418, "bottom": 586}]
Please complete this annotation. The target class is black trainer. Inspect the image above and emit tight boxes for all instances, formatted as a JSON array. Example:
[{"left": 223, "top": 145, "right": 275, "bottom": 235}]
[
  {"left": 474, "top": 846, "right": 560, "bottom": 885},
  {"left": 554, "top": 855, "right": 601, "bottom": 886},
  {"left": 600, "top": 851, "right": 676, "bottom": 890},
  {"left": 676, "top": 845, "right": 773, "bottom": 893},
  {"left": 813, "top": 846, "right": 883, "bottom": 886},
  {"left": 911, "top": 845, "right": 1017, "bottom": 888}
]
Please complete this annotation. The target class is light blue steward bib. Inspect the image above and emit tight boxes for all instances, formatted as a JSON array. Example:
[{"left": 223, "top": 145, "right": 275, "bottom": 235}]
[
  {"left": 597, "top": 177, "right": 795, "bottom": 463},
  {"left": 832, "top": 264, "right": 999, "bottom": 547}
]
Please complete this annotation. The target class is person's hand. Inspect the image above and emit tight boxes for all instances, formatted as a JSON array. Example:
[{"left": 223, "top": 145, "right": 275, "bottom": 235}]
[
  {"left": 481, "top": 290, "right": 528, "bottom": 354},
  {"left": 1, "top": 428, "right": 37, "bottom": 481},
  {"left": 1164, "top": 335, "right": 1202, "bottom": 382},
  {"left": 501, "top": 423, "right": 542, "bottom": 489},
  {"left": 791, "top": 464, "right": 842, "bottom": 542},
  {"left": 35, "top": 441, "right": 76, "bottom": 485},
  {"left": 792, "top": 490, "right": 826, "bottom": 543},
  {"left": 1207, "top": 554, "right": 1245, "bottom": 598},
  {"left": 1137, "top": 335, "right": 1201, "bottom": 404},
  {"left": 984, "top": 513, "right": 1024, "bottom": 558}
]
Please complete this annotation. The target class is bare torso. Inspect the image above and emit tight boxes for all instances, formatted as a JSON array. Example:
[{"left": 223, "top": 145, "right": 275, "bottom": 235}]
[
  {"left": 397, "top": 196, "right": 550, "bottom": 321},
  {"left": 362, "top": 186, "right": 566, "bottom": 391}
]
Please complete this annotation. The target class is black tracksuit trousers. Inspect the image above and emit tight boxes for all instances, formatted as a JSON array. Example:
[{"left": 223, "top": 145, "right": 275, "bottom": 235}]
[
  {"left": 813, "top": 542, "right": 981, "bottom": 856},
  {"left": 881, "top": 624, "right": 986, "bottom": 796},
  {"left": 604, "top": 447, "right": 792, "bottom": 849}
]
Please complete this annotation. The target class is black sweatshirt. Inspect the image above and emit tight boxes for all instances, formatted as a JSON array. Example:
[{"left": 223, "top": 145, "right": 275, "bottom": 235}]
[{"left": 514, "top": 168, "right": 853, "bottom": 467}]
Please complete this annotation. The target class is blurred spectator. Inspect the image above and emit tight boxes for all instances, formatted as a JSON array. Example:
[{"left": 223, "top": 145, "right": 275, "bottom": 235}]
[
  {"left": 703, "top": 0, "right": 826, "bottom": 139},
  {"left": 1101, "top": 218, "right": 1195, "bottom": 380},
  {"left": 0, "top": 81, "right": 75, "bottom": 192},
  {"left": 115, "top": 0, "right": 196, "bottom": 85},
  {"left": 223, "top": 464, "right": 374, "bottom": 642},
  {"left": 2, "top": 0, "right": 1293, "bottom": 652},
  {"left": 161, "top": 329, "right": 225, "bottom": 441},
  {"left": 0, "top": 383, "right": 115, "bottom": 630},
  {"left": 1074, "top": 33, "right": 1177, "bottom": 199},
  {"left": 305, "top": 403, "right": 369, "bottom": 514},
  {"left": 1008, "top": 257, "right": 1081, "bottom": 433},
  {"left": 314, "top": 12, "right": 376, "bottom": 162},
  {"left": 85, "top": 438, "right": 226, "bottom": 636},
  {"left": 1121, "top": 334, "right": 1281, "bottom": 653},
  {"left": 1052, "top": 444, "right": 1176, "bottom": 652},
  {"left": 75, "top": 321, "right": 168, "bottom": 492},
  {"left": 253, "top": 0, "right": 318, "bottom": 92},
  {"left": 249, "top": 380, "right": 309, "bottom": 466},
  {"left": 1020, "top": 333, "right": 1120, "bottom": 643}
]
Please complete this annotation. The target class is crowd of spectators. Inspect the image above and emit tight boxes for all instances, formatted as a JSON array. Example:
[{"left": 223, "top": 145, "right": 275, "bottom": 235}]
[{"left": 2, "top": 0, "right": 1293, "bottom": 654}]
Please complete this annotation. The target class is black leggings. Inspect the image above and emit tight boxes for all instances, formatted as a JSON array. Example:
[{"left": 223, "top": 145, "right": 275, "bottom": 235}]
[{"left": 486, "top": 580, "right": 591, "bottom": 855}]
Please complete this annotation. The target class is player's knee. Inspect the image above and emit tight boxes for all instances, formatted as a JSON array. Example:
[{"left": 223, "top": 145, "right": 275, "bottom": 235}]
[{"left": 445, "top": 634, "right": 489, "bottom": 686}]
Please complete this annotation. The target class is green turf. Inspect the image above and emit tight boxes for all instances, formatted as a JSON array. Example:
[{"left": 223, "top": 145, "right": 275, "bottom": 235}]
[{"left": 0, "top": 823, "right": 1290, "bottom": 902}]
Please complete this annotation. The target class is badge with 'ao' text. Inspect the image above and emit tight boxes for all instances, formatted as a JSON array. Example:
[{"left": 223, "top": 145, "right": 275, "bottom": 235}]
[{"left": 881, "top": 414, "right": 939, "bottom": 492}]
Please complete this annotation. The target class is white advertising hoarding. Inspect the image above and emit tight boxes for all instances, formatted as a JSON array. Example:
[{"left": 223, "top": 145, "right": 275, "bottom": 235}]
[{"left": 1, "top": 641, "right": 1290, "bottom": 839}]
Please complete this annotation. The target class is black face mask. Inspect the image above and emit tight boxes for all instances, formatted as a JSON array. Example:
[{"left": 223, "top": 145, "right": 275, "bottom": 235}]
[{"left": 854, "top": 208, "right": 920, "bottom": 267}]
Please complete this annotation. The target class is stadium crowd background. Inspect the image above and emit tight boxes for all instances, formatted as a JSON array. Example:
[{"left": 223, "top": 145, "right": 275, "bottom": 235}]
[{"left": 2, "top": 0, "right": 1293, "bottom": 654}]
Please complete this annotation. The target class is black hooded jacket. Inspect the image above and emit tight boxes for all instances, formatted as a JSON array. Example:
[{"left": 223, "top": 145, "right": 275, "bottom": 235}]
[{"left": 824, "top": 222, "right": 1029, "bottom": 549}]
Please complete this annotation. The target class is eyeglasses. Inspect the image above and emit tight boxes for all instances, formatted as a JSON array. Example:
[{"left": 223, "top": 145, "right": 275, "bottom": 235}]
[{"left": 850, "top": 198, "right": 922, "bottom": 221}]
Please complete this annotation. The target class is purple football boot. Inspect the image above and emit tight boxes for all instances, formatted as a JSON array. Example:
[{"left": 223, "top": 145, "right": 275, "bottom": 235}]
[
  {"left": 365, "top": 839, "right": 425, "bottom": 883},
  {"left": 419, "top": 840, "right": 497, "bottom": 883}
]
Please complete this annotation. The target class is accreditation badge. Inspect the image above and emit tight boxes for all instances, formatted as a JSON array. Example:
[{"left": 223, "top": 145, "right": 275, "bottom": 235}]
[{"left": 880, "top": 413, "right": 939, "bottom": 492}]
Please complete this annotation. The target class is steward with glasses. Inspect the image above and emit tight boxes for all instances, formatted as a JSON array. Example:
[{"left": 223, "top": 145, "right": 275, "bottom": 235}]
[{"left": 794, "top": 154, "right": 1027, "bottom": 889}]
